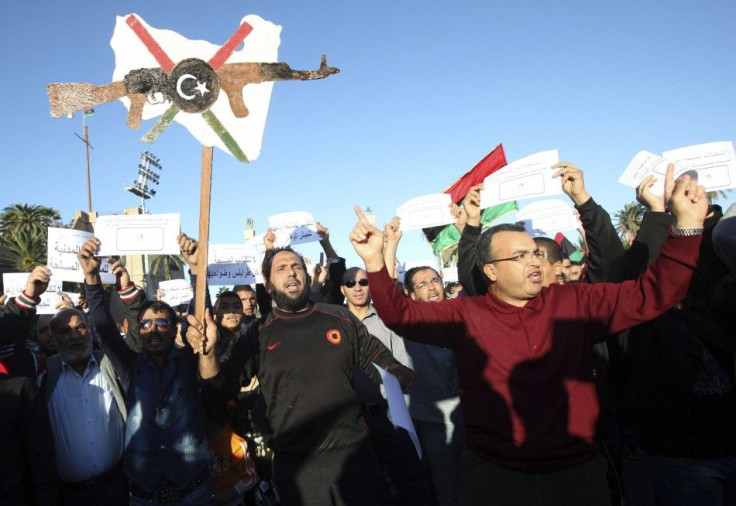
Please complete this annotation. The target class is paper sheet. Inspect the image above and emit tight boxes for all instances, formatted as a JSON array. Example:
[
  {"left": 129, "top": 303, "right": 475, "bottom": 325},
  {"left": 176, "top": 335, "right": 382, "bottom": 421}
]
[
  {"left": 3, "top": 273, "right": 64, "bottom": 315},
  {"left": 47, "top": 227, "right": 116, "bottom": 284},
  {"left": 480, "top": 149, "right": 561, "bottom": 206},
  {"left": 373, "top": 364, "right": 422, "bottom": 459},
  {"left": 268, "top": 211, "right": 320, "bottom": 247},
  {"left": 94, "top": 213, "right": 180, "bottom": 256},
  {"left": 516, "top": 199, "right": 579, "bottom": 237},
  {"left": 157, "top": 279, "right": 193, "bottom": 307},
  {"left": 395, "top": 194, "right": 455, "bottom": 230}
]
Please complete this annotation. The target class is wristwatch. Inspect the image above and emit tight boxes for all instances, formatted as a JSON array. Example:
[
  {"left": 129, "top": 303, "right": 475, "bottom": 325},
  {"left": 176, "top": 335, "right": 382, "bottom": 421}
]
[{"left": 671, "top": 227, "right": 704, "bottom": 237}]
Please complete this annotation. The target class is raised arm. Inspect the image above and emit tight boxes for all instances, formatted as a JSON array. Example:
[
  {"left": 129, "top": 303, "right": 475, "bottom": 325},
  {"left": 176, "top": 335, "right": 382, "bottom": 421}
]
[
  {"left": 622, "top": 169, "right": 673, "bottom": 280},
  {"left": 78, "top": 238, "right": 136, "bottom": 385},
  {"left": 350, "top": 206, "right": 466, "bottom": 348},
  {"left": 458, "top": 184, "right": 488, "bottom": 295},
  {"left": 110, "top": 260, "right": 146, "bottom": 353},
  {"left": 552, "top": 162, "right": 626, "bottom": 283},
  {"left": 583, "top": 174, "right": 708, "bottom": 333},
  {"left": 382, "top": 216, "right": 402, "bottom": 280}
]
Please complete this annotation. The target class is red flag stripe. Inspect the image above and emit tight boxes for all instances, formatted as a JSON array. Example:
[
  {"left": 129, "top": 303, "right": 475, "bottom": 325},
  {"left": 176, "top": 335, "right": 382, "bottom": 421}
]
[
  {"left": 444, "top": 144, "right": 507, "bottom": 204},
  {"left": 208, "top": 21, "right": 254, "bottom": 70},
  {"left": 126, "top": 14, "right": 176, "bottom": 73}
]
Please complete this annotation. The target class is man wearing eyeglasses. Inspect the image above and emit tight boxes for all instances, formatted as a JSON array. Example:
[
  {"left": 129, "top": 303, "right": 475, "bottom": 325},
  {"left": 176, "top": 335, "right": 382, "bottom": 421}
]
[
  {"left": 77, "top": 238, "right": 215, "bottom": 505},
  {"left": 43, "top": 307, "right": 128, "bottom": 506},
  {"left": 350, "top": 172, "right": 709, "bottom": 506}
]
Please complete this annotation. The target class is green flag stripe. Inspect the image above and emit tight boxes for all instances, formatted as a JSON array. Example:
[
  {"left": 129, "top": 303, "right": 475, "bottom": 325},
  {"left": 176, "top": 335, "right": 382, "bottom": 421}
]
[
  {"left": 201, "top": 110, "right": 248, "bottom": 163},
  {"left": 141, "top": 105, "right": 180, "bottom": 143}
]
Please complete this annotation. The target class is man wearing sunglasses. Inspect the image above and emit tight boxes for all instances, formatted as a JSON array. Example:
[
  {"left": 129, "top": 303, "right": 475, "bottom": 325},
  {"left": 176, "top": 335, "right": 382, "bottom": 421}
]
[
  {"left": 78, "top": 238, "right": 214, "bottom": 505},
  {"left": 350, "top": 172, "right": 709, "bottom": 506},
  {"left": 340, "top": 267, "right": 430, "bottom": 505}
]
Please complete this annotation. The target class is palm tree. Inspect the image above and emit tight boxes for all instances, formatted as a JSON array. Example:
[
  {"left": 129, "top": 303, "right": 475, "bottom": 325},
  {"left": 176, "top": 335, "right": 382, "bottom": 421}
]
[
  {"left": 149, "top": 254, "right": 185, "bottom": 281},
  {"left": 0, "top": 204, "right": 62, "bottom": 238},
  {"left": 706, "top": 189, "right": 732, "bottom": 203},
  {"left": 614, "top": 202, "right": 645, "bottom": 246},
  {"left": 0, "top": 229, "right": 47, "bottom": 272}
]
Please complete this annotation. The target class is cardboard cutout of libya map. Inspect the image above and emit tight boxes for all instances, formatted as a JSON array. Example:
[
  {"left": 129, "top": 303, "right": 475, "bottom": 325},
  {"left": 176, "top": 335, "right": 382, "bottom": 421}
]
[{"left": 47, "top": 13, "right": 339, "bottom": 162}]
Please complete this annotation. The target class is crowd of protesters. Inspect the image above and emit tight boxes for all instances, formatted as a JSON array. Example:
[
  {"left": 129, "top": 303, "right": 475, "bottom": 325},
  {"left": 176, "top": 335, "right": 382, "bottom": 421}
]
[{"left": 1, "top": 161, "right": 734, "bottom": 506}]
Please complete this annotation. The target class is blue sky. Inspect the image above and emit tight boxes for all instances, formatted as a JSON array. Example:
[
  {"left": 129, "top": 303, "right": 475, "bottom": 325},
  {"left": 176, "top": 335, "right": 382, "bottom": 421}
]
[{"left": 3, "top": 1, "right": 735, "bottom": 272}]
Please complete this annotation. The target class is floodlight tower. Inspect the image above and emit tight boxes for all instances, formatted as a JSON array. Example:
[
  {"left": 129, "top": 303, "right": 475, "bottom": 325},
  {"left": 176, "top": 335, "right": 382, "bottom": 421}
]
[{"left": 125, "top": 151, "right": 163, "bottom": 213}]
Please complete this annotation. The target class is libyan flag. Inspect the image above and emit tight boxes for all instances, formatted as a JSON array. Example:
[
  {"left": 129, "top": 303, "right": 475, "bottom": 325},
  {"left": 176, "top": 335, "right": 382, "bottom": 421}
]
[
  {"left": 423, "top": 144, "right": 518, "bottom": 254},
  {"left": 426, "top": 201, "right": 519, "bottom": 254}
]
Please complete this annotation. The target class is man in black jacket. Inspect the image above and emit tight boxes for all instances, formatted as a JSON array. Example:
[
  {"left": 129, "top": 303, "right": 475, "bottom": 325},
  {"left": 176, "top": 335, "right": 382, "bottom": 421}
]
[{"left": 188, "top": 245, "right": 411, "bottom": 505}]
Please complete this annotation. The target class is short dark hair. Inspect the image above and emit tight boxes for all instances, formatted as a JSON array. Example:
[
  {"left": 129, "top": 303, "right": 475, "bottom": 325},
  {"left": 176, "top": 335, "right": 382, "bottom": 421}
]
[
  {"left": 261, "top": 247, "right": 307, "bottom": 282},
  {"left": 137, "top": 300, "right": 177, "bottom": 327},
  {"left": 475, "top": 223, "right": 527, "bottom": 271},
  {"left": 533, "top": 237, "right": 563, "bottom": 264},
  {"left": 214, "top": 291, "right": 241, "bottom": 314},
  {"left": 232, "top": 284, "right": 255, "bottom": 294},
  {"left": 404, "top": 266, "right": 440, "bottom": 293}
]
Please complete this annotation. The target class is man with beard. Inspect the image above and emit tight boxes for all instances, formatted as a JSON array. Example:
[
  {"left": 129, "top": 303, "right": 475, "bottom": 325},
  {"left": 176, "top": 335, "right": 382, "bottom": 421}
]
[
  {"left": 77, "top": 238, "right": 215, "bottom": 505},
  {"left": 43, "top": 308, "right": 127, "bottom": 505},
  {"left": 187, "top": 245, "right": 411, "bottom": 505}
]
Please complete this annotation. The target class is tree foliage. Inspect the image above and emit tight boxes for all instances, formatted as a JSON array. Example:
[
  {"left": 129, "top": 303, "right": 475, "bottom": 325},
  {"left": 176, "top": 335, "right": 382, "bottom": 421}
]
[
  {"left": 149, "top": 254, "right": 185, "bottom": 281},
  {"left": 614, "top": 202, "right": 645, "bottom": 246},
  {"left": 0, "top": 229, "right": 47, "bottom": 272},
  {"left": 0, "top": 203, "right": 61, "bottom": 238}
]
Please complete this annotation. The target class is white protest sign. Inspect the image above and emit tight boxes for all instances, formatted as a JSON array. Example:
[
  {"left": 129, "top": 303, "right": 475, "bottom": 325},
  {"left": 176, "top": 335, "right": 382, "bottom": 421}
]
[
  {"left": 94, "top": 213, "right": 180, "bottom": 256},
  {"left": 3, "top": 273, "right": 63, "bottom": 315},
  {"left": 395, "top": 194, "right": 454, "bottom": 231},
  {"left": 47, "top": 227, "right": 116, "bottom": 284},
  {"left": 516, "top": 199, "right": 579, "bottom": 237},
  {"left": 206, "top": 244, "right": 257, "bottom": 285},
  {"left": 480, "top": 149, "right": 561, "bottom": 206},
  {"left": 268, "top": 211, "right": 320, "bottom": 247},
  {"left": 158, "top": 279, "right": 193, "bottom": 307},
  {"left": 618, "top": 151, "right": 672, "bottom": 196},
  {"left": 373, "top": 363, "right": 422, "bottom": 459},
  {"left": 662, "top": 141, "right": 736, "bottom": 192},
  {"left": 441, "top": 266, "right": 458, "bottom": 284},
  {"left": 619, "top": 142, "right": 736, "bottom": 195}
]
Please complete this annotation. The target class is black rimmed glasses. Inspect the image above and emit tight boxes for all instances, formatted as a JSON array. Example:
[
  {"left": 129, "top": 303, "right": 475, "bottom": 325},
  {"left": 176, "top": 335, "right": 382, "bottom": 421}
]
[
  {"left": 343, "top": 279, "right": 369, "bottom": 288},
  {"left": 487, "top": 250, "right": 547, "bottom": 264}
]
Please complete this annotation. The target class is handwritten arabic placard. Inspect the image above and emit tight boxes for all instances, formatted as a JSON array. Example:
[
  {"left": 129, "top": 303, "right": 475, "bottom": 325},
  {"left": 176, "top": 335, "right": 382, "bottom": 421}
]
[
  {"left": 268, "top": 211, "right": 320, "bottom": 247},
  {"left": 47, "top": 227, "right": 116, "bottom": 284},
  {"left": 480, "top": 149, "right": 561, "bottom": 206},
  {"left": 516, "top": 199, "right": 579, "bottom": 237},
  {"left": 94, "top": 213, "right": 180, "bottom": 256},
  {"left": 207, "top": 244, "right": 258, "bottom": 285},
  {"left": 395, "top": 194, "right": 455, "bottom": 231},
  {"left": 3, "top": 273, "right": 63, "bottom": 315},
  {"left": 158, "top": 279, "right": 193, "bottom": 307}
]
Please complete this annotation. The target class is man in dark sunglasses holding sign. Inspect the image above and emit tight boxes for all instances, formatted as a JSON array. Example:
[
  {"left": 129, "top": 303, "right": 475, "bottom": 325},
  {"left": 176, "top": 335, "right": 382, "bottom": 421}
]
[{"left": 77, "top": 238, "right": 215, "bottom": 505}]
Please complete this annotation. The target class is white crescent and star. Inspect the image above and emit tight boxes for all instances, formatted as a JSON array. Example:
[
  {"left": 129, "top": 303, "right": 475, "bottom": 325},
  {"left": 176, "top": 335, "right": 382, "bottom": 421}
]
[{"left": 176, "top": 74, "right": 210, "bottom": 100}]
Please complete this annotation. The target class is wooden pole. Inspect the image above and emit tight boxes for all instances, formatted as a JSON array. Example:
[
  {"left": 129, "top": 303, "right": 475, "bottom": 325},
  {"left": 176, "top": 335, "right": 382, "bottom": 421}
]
[
  {"left": 84, "top": 124, "right": 92, "bottom": 212},
  {"left": 195, "top": 146, "right": 213, "bottom": 329}
]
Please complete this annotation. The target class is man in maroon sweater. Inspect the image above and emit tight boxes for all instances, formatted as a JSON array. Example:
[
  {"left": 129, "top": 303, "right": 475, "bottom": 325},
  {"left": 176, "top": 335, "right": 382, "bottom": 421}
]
[{"left": 350, "top": 174, "right": 708, "bottom": 505}]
